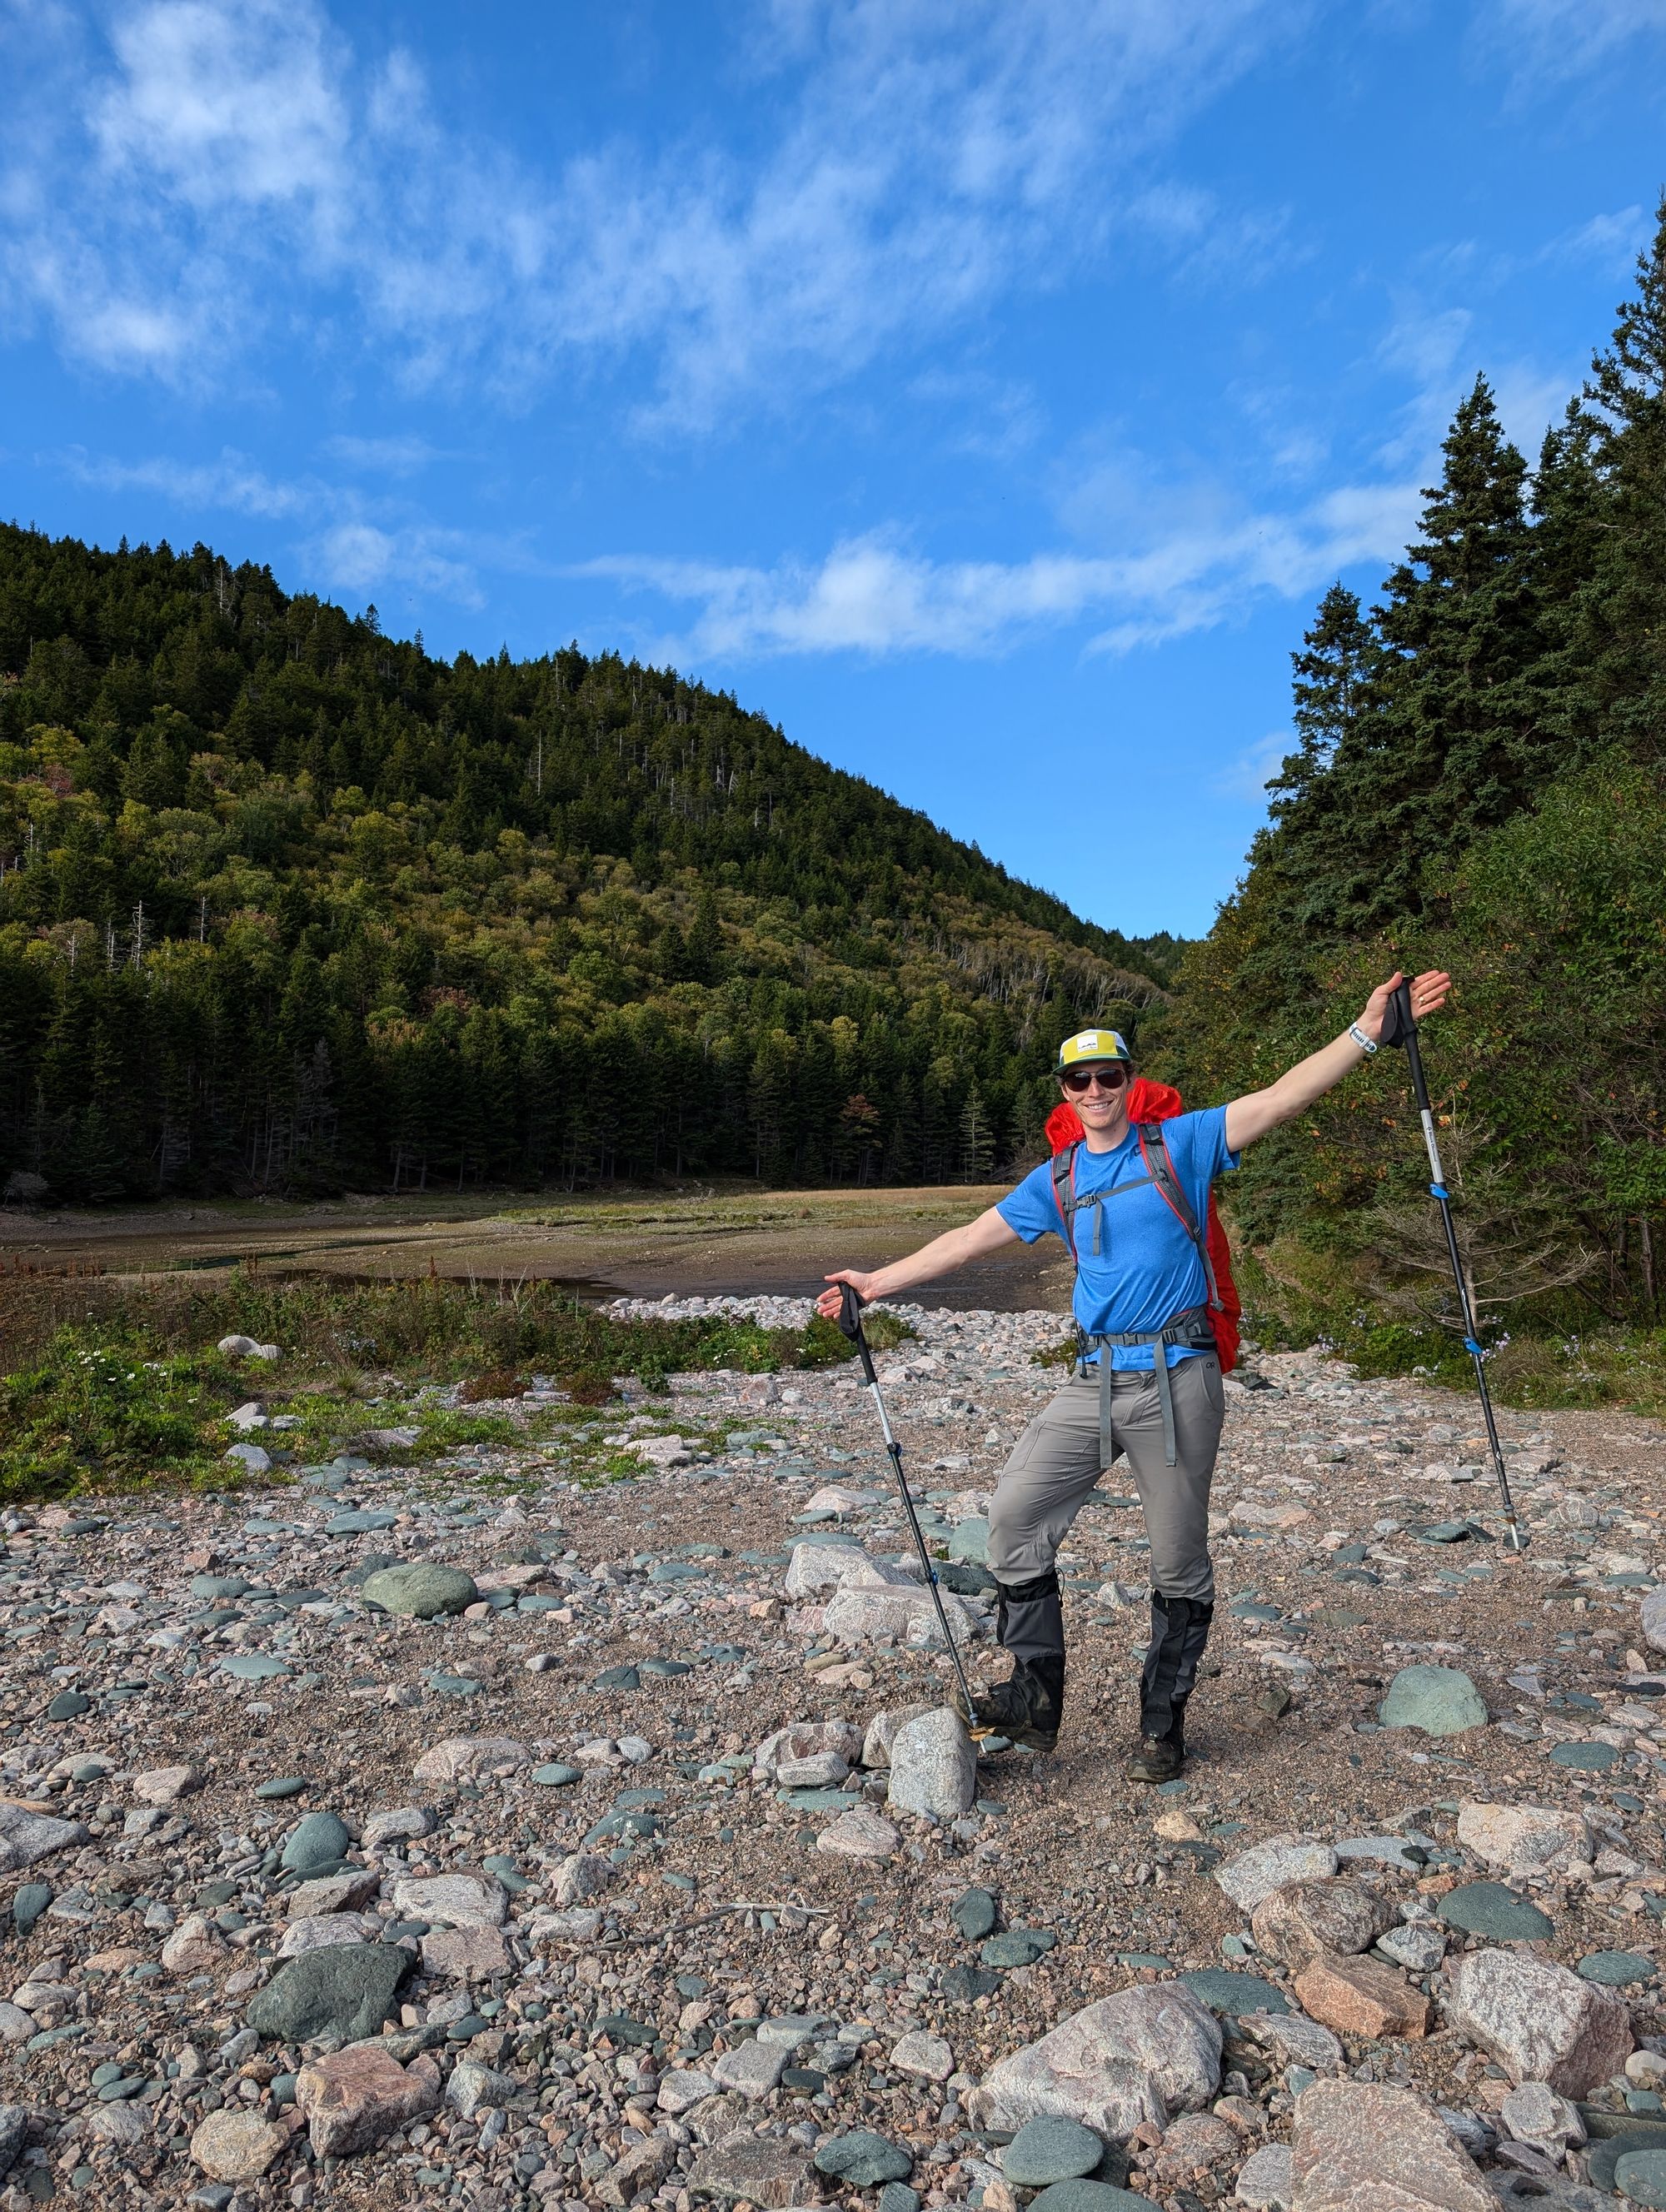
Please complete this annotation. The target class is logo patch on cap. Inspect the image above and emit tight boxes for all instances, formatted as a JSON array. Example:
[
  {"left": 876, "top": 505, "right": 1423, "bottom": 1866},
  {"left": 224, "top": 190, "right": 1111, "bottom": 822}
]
[{"left": 1057, "top": 1027, "right": 1132, "bottom": 1070}]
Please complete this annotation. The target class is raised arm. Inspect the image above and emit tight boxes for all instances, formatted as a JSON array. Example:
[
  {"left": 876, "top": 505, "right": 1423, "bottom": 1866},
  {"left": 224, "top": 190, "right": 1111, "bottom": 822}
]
[
  {"left": 815, "top": 1205, "right": 1020, "bottom": 1319},
  {"left": 1223, "top": 969, "right": 1451, "bottom": 1154}
]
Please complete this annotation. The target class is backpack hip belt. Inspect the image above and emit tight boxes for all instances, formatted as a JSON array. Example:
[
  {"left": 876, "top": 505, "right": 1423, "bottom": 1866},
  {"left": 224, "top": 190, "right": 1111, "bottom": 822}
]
[{"left": 1077, "top": 1303, "right": 1216, "bottom": 1470}]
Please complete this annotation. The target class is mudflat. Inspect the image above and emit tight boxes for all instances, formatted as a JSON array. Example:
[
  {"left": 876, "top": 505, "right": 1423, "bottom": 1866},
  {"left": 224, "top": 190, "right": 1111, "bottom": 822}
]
[{"left": 0, "top": 1184, "right": 1074, "bottom": 1313}]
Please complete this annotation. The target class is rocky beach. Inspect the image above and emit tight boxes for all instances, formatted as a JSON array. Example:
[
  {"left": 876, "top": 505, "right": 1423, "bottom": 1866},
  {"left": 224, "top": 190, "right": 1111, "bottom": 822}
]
[{"left": 0, "top": 1297, "right": 1664, "bottom": 2212}]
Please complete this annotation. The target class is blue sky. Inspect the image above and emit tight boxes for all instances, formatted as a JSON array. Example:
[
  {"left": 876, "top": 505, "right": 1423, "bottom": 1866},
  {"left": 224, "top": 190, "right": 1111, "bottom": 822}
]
[{"left": 2, "top": 1, "right": 1663, "bottom": 937}]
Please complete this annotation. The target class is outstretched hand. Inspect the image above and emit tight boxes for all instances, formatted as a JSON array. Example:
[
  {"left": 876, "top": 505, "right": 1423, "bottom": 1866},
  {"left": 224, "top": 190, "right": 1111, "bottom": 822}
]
[
  {"left": 816, "top": 1271, "right": 877, "bottom": 1323},
  {"left": 1356, "top": 968, "right": 1450, "bottom": 1045}
]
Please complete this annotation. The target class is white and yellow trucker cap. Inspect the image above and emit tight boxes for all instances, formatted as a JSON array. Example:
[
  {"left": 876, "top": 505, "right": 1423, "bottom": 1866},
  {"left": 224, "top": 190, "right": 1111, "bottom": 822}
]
[{"left": 1055, "top": 1028, "right": 1132, "bottom": 1072}]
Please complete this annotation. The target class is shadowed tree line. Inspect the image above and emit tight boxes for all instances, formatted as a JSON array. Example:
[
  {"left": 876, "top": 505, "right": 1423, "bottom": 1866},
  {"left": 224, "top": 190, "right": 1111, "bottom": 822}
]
[{"left": 0, "top": 527, "right": 1174, "bottom": 1202}]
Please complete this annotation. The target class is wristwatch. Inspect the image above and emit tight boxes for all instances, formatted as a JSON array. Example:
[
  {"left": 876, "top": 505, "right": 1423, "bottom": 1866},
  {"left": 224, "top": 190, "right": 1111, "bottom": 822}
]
[{"left": 1349, "top": 1022, "right": 1378, "bottom": 1056}]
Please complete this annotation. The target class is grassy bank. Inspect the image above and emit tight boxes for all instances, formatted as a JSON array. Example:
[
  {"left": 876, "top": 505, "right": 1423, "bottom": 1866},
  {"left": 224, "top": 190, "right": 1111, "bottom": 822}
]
[
  {"left": 1235, "top": 1235, "right": 1666, "bottom": 1417},
  {"left": 0, "top": 1271, "right": 910, "bottom": 1502}
]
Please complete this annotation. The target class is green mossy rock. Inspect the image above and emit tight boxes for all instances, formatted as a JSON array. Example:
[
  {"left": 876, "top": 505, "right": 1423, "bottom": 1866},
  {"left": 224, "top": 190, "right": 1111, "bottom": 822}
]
[
  {"left": 362, "top": 1563, "right": 478, "bottom": 1619},
  {"left": 1377, "top": 1664, "right": 1486, "bottom": 1736}
]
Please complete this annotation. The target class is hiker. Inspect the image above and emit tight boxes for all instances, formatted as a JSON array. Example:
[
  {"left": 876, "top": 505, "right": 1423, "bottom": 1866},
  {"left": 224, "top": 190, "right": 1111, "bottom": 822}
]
[{"left": 817, "top": 967, "right": 1451, "bottom": 1781}]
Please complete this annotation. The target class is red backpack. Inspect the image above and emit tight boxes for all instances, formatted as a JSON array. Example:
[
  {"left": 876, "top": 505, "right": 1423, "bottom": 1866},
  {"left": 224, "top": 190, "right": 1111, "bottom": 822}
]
[{"left": 1045, "top": 1077, "right": 1242, "bottom": 1373}]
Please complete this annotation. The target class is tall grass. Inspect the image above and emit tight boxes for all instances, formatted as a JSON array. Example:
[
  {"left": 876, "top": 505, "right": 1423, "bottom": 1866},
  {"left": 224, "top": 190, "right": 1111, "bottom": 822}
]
[
  {"left": 0, "top": 1270, "right": 911, "bottom": 1501},
  {"left": 1, "top": 1269, "right": 908, "bottom": 1382}
]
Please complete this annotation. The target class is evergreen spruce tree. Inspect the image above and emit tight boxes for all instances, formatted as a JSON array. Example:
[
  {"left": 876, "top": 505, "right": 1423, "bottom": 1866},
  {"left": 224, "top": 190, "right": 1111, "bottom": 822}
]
[
  {"left": 958, "top": 1082, "right": 996, "bottom": 1183},
  {"left": 1576, "top": 191, "right": 1666, "bottom": 760},
  {"left": 1351, "top": 376, "right": 1537, "bottom": 918},
  {"left": 1260, "top": 583, "right": 1386, "bottom": 937},
  {"left": 1526, "top": 401, "right": 1608, "bottom": 754}
]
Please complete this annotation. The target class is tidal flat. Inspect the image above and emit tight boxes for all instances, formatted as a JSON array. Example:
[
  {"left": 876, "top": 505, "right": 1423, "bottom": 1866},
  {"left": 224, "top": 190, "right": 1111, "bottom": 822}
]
[{"left": 0, "top": 1186, "right": 1070, "bottom": 1316}]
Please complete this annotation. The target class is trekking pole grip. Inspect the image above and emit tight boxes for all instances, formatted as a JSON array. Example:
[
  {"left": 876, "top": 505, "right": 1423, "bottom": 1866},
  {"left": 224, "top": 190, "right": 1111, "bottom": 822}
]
[
  {"left": 835, "top": 1282, "right": 879, "bottom": 1384},
  {"left": 1383, "top": 976, "right": 1434, "bottom": 1113}
]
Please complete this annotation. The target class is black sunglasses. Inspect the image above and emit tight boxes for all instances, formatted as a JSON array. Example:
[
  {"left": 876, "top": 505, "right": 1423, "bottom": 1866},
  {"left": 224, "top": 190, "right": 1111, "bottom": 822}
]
[{"left": 1060, "top": 1064, "right": 1130, "bottom": 1094}]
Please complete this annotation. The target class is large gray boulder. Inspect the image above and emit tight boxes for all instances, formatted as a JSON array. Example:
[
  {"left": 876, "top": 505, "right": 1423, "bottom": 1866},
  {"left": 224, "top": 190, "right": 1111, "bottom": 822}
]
[
  {"left": 1215, "top": 1837, "right": 1337, "bottom": 1914},
  {"left": 362, "top": 1563, "right": 477, "bottom": 1619},
  {"left": 1250, "top": 1879, "right": 1395, "bottom": 1968},
  {"left": 1235, "top": 2141, "right": 1294, "bottom": 2210},
  {"left": 1640, "top": 1586, "right": 1666, "bottom": 1655},
  {"left": 0, "top": 1804, "right": 90, "bottom": 1872},
  {"left": 1444, "top": 1948, "right": 1632, "bottom": 2095},
  {"left": 390, "top": 1872, "right": 506, "bottom": 1928},
  {"left": 411, "top": 1736, "right": 528, "bottom": 1784},
  {"left": 816, "top": 1807, "right": 899, "bottom": 1861},
  {"left": 1499, "top": 2080, "right": 1585, "bottom": 2153},
  {"left": 1239, "top": 2011, "right": 1344, "bottom": 2075},
  {"left": 823, "top": 1581, "right": 985, "bottom": 1648},
  {"left": 0, "top": 2108, "right": 27, "bottom": 2180},
  {"left": 753, "top": 1719, "right": 862, "bottom": 1782},
  {"left": 968, "top": 1984, "right": 1221, "bottom": 2140},
  {"left": 886, "top": 1707, "right": 975, "bottom": 1821},
  {"left": 688, "top": 2131, "right": 818, "bottom": 2206},
  {"left": 860, "top": 1702, "right": 935, "bottom": 1769},
  {"left": 1454, "top": 1801, "right": 1588, "bottom": 1870},
  {"left": 1290, "top": 2079, "right": 1494, "bottom": 2210},
  {"left": 247, "top": 1944, "right": 411, "bottom": 2043},
  {"left": 783, "top": 1544, "right": 910, "bottom": 1601}
]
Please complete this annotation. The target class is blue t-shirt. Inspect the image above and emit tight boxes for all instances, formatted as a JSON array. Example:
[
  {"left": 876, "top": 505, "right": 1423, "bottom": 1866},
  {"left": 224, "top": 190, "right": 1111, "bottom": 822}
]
[{"left": 997, "top": 1106, "right": 1238, "bottom": 1369}]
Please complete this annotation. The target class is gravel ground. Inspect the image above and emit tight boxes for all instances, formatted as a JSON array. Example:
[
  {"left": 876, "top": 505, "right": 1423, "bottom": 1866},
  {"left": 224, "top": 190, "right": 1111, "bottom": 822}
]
[{"left": 1, "top": 1300, "right": 1664, "bottom": 2211}]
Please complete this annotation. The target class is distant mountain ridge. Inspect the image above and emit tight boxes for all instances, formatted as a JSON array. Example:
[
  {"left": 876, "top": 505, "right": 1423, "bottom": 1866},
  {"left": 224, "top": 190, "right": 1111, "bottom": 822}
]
[{"left": 0, "top": 524, "right": 1173, "bottom": 1200}]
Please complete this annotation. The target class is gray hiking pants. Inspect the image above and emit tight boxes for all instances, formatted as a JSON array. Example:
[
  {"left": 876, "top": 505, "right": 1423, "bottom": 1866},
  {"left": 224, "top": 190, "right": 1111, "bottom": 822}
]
[{"left": 986, "top": 1355, "right": 1225, "bottom": 1604}]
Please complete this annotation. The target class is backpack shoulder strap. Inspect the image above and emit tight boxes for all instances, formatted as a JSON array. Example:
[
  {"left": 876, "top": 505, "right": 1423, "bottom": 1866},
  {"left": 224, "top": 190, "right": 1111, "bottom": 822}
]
[
  {"left": 1135, "top": 1123, "right": 1222, "bottom": 1311},
  {"left": 1050, "top": 1143, "right": 1080, "bottom": 1253}
]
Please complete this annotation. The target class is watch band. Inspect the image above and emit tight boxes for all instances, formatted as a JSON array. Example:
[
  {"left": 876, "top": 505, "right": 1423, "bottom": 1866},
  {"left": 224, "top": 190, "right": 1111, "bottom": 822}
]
[{"left": 1349, "top": 1022, "right": 1378, "bottom": 1056}]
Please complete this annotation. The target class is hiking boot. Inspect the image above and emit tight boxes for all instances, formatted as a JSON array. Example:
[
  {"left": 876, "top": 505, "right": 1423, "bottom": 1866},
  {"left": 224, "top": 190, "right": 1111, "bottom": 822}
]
[
  {"left": 972, "top": 1657, "right": 1064, "bottom": 1751},
  {"left": 1125, "top": 1726, "right": 1184, "bottom": 1783}
]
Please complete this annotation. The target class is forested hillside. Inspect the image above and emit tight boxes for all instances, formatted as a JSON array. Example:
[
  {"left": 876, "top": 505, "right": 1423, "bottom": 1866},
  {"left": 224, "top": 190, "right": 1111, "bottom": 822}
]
[
  {"left": 0, "top": 530, "right": 1170, "bottom": 1201},
  {"left": 1161, "top": 198, "right": 1666, "bottom": 1357}
]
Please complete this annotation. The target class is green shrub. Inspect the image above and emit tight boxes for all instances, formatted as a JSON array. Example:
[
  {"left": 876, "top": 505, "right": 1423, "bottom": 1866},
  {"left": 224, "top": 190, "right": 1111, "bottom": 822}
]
[
  {"left": 0, "top": 1331, "right": 226, "bottom": 1497},
  {"left": 1345, "top": 1322, "right": 1473, "bottom": 1385}
]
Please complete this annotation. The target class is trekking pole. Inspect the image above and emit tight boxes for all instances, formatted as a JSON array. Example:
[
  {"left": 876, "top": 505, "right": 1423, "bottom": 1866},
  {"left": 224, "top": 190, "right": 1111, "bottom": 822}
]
[
  {"left": 1384, "top": 979, "right": 1526, "bottom": 1553},
  {"left": 835, "top": 1282, "right": 980, "bottom": 1726}
]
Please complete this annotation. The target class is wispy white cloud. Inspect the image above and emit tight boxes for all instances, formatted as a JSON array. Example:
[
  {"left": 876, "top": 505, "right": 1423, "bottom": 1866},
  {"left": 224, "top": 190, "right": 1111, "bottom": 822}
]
[
  {"left": 92, "top": 0, "right": 352, "bottom": 212},
  {"left": 0, "top": 0, "right": 1302, "bottom": 427},
  {"left": 57, "top": 443, "right": 486, "bottom": 605},
  {"left": 1479, "top": 0, "right": 1666, "bottom": 78},
  {"left": 1081, "top": 478, "right": 1425, "bottom": 653},
  {"left": 576, "top": 470, "right": 1424, "bottom": 665},
  {"left": 63, "top": 446, "right": 317, "bottom": 519},
  {"left": 1123, "top": 182, "right": 1302, "bottom": 290},
  {"left": 581, "top": 536, "right": 1120, "bottom": 660},
  {"left": 320, "top": 435, "right": 450, "bottom": 477},
  {"left": 1538, "top": 204, "right": 1653, "bottom": 274},
  {"left": 1372, "top": 301, "right": 1570, "bottom": 471},
  {"left": 1487, "top": 362, "right": 1578, "bottom": 459},
  {"left": 1215, "top": 730, "right": 1294, "bottom": 803},
  {"left": 312, "top": 521, "right": 482, "bottom": 605}
]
